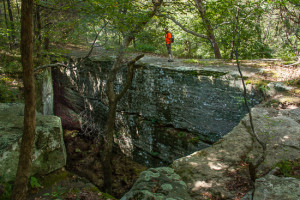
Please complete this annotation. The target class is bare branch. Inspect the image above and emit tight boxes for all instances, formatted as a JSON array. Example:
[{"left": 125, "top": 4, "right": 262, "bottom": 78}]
[
  {"left": 116, "top": 54, "right": 144, "bottom": 101},
  {"left": 84, "top": 22, "right": 109, "bottom": 59},
  {"left": 34, "top": 63, "right": 68, "bottom": 72},
  {"left": 158, "top": 14, "right": 210, "bottom": 40}
]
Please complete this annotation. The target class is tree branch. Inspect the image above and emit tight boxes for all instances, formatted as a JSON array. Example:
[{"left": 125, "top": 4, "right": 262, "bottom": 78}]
[
  {"left": 158, "top": 14, "right": 210, "bottom": 40},
  {"left": 34, "top": 63, "right": 68, "bottom": 72},
  {"left": 84, "top": 22, "right": 109, "bottom": 59},
  {"left": 116, "top": 54, "right": 144, "bottom": 101},
  {"left": 34, "top": 22, "right": 109, "bottom": 73}
]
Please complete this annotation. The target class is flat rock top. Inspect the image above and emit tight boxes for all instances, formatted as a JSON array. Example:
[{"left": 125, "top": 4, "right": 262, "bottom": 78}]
[
  {"left": 69, "top": 48, "right": 299, "bottom": 100},
  {"left": 137, "top": 55, "right": 259, "bottom": 76},
  {"left": 90, "top": 53, "right": 262, "bottom": 78}
]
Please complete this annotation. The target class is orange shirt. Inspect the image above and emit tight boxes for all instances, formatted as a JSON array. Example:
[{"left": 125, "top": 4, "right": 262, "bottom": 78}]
[{"left": 165, "top": 32, "right": 172, "bottom": 44}]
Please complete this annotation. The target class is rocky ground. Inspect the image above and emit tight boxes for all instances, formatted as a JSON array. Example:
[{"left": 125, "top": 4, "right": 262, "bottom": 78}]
[{"left": 25, "top": 130, "right": 147, "bottom": 200}]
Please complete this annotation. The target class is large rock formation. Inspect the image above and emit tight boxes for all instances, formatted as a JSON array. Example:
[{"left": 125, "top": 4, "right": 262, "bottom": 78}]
[
  {"left": 52, "top": 56, "right": 263, "bottom": 166},
  {"left": 0, "top": 103, "right": 66, "bottom": 182},
  {"left": 171, "top": 107, "right": 300, "bottom": 199}
]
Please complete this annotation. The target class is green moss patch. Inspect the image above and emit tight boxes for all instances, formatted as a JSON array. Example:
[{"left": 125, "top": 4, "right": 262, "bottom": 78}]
[{"left": 275, "top": 159, "right": 300, "bottom": 179}]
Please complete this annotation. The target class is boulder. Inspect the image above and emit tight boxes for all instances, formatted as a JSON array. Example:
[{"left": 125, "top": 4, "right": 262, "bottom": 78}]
[
  {"left": 0, "top": 103, "right": 67, "bottom": 182},
  {"left": 242, "top": 174, "right": 300, "bottom": 200},
  {"left": 171, "top": 107, "right": 300, "bottom": 199},
  {"left": 253, "top": 175, "right": 300, "bottom": 200},
  {"left": 121, "top": 167, "right": 192, "bottom": 200}
]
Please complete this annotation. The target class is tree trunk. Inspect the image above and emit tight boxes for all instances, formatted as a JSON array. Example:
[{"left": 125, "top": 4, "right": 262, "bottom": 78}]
[
  {"left": 44, "top": 30, "right": 50, "bottom": 51},
  {"left": 194, "top": 0, "right": 222, "bottom": 59},
  {"left": 100, "top": 1, "right": 163, "bottom": 193},
  {"left": 3, "top": 0, "right": 10, "bottom": 43},
  {"left": 101, "top": 100, "right": 117, "bottom": 194},
  {"left": 0, "top": 5, "right": 2, "bottom": 24},
  {"left": 35, "top": 5, "right": 42, "bottom": 59},
  {"left": 230, "top": 5, "right": 240, "bottom": 59},
  {"left": 133, "top": 37, "right": 136, "bottom": 48},
  {"left": 11, "top": 0, "right": 35, "bottom": 199},
  {"left": 6, "top": 0, "right": 16, "bottom": 42},
  {"left": 101, "top": 48, "right": 125, "bottom": 194},
  {"left": 16, "top": 0, "right": 20, "bottom": 15}
]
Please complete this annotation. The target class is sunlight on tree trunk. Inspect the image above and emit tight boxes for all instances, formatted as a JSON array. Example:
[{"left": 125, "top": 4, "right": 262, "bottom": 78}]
[
  {"left": 11, "top": 0, "right": 36, "bottom": 199},
  {"left": 194, "top": 0, "right": 222, "bottom": 59}
]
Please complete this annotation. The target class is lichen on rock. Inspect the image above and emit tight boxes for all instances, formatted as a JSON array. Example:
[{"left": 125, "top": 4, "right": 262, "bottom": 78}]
[
  {"left": 121, "top": 167, "right": 192, "bottom": 200},
  {"left": 0, "top": 103, "right": 67, "bottom": 182}
]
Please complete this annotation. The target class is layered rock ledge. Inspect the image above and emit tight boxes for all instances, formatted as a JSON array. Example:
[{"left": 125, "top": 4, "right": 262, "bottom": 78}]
[{"left": 53, "top": 55, "right": 264, "bottom": 166}]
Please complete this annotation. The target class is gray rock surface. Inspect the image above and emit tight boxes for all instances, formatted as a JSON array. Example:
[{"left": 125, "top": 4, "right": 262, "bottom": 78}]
[
  {"left": 53, "top": 56, "right": 263, "bottom": 166},
  {"left": 171, "top": 107, "right": 300, "bottom": 199},
  {"left": 121, "top": 167, "right": 192, "bottom": 200},
  {"left": 253, "top": 175, "right": 300, "bottom": 200},
  {"left": 0, "top": 103, "right": 66, "bottom": 182},
  {"left": 36, "top": 68, "right": 54, "bottom": 115}
]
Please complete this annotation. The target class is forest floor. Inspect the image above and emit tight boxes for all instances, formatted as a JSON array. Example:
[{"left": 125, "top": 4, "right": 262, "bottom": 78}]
[{"left": 27, "top": 130, "right": 146, "bottom": 200}]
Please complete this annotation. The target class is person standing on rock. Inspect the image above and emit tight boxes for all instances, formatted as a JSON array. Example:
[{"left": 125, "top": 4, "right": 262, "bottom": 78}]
[{"left": 165, "top": 28, "right": 174, "bottom": 62}]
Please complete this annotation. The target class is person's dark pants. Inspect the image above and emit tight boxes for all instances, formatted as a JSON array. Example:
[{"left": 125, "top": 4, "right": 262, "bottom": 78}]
[
  {"left": 166, "top": 43, "right": 172, "bottom": 55},
  {"left": 166, "top": 43, "right": 173, "bottom": 61}
]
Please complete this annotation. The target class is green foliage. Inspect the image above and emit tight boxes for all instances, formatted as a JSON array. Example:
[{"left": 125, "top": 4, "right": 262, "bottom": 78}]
[
  {"left": 134, "top": 44, "right": 157, "bottom": 53},
  {"left": 44, "top": 185, "right": 65, "bottom": 200},
  {"left": 188, "top": 136, "right": 201, "bottom": 145},
  {"left": 182, "top": 59, "right": 200, "bottom": 64},
  {"left": 0, "top": 179, "right": 13, "bottom": 200},
  {"left": 30, "top": 177, "right": 42, "bottom": 189},
  {"left": 150, "top": 151, "right": 159, "bottom": 157},
  {"left": 285, "top": 78, "right": 300, "bottom": 88},
  {"left": 257, "top": 84, "right": 270, "bottom": 94},
  {"left": 1, "top": 0, "right": 298, "bottom": 63},
  {"left": 0, "top": 79, "right": 19, "bottom": 103},
  {"left": 264, "top": 99, "right": 280, "bottom": 108},
  {"left": 275, "top": 159, "right": 300, "bottom": 179},
  {"left": 177, "top": 132, "right": 186, "bottom": 138}
]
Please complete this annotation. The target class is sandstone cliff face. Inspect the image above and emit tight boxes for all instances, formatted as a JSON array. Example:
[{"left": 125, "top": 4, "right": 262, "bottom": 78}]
[{"left": 53, "top": 56, "right": 263, "bottom": 166}]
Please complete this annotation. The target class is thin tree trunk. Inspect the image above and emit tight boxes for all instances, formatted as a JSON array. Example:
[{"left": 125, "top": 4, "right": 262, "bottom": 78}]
[
  {"left": 101, "top": 46, "right": 126, "bottom": 194},
  {"left": 35, "top": 5, "right": 42, "bottom": 59},
  {"left": 0, "top": 5, "right": 2, "bottom": 24},
  {"left": 101, "top": 100, "right": 117, "bottom": 194},
  {"left": 6, "top": 0, "right": 16, "bottom": 42},
  {"left": 100, "top": 0, "right": 163, "bottom": 193},
  {"left": 133, "top": 37, "right": 136, "bottom": 48},
  {"left": 230, "top": 5, "right": 240, "bottom": 59},
  {"left": 44, "top": 30, "right": 50, "bottom": 51},
  {"left": 3, "top": 0, "right": 10, "bottom": 43},
  {"left": 3, "top": 0, "right": 7, "bottom": 24},
  {"left": 194, "top": 0, "right": 222, "bottom": 59},
  {"left": 16, "top": 0, "right": 20, "bottom": 15},
  {"left": 11, "top": 0, "right": 35, "bottom": 199}
]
